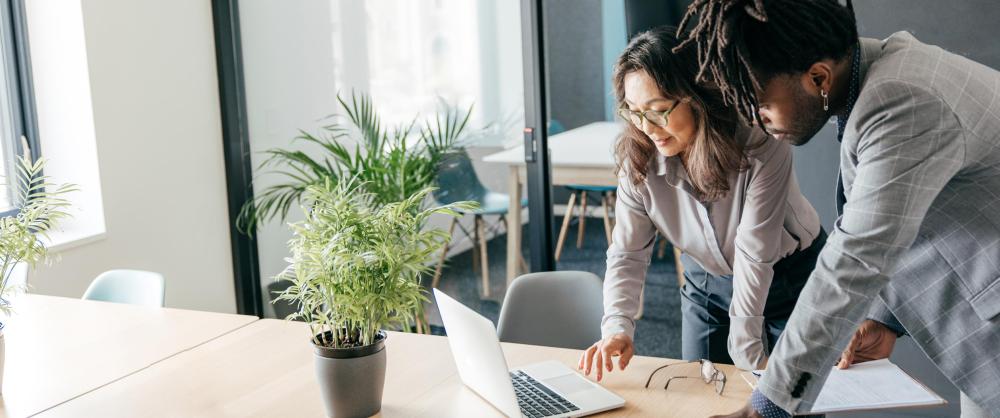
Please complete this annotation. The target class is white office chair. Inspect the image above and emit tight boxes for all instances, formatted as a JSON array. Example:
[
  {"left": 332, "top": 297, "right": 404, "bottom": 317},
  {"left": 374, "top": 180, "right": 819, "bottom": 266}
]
[
  {"left": 82, "top": 269, "right": 165, "bottom": 307},
  {"left": 497, "top": 271, "right": 604, "bottom": 350}
]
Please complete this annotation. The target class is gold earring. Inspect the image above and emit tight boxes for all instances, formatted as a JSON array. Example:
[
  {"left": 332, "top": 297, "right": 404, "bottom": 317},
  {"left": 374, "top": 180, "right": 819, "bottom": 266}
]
[{"left": 821, "top": 89, "right": 829, "bottom": 111}]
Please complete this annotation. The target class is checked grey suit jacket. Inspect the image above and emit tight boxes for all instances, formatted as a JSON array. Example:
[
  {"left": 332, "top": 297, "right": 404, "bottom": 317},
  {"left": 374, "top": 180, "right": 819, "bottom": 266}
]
[{"left": 758, "top": 31, "right": 1000, "bottom": 413}]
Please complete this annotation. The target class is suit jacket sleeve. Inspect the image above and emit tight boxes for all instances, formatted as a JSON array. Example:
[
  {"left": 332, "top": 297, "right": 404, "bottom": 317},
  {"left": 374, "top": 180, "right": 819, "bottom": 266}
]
[{"left": 757, "top": 79, "right": 966, "bottom": 413}]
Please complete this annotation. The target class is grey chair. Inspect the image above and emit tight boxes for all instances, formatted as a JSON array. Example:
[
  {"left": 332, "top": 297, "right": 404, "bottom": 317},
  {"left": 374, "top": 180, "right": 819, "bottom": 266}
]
[{"left": 497, "top": 271, "right": 603, "bottom": 350}]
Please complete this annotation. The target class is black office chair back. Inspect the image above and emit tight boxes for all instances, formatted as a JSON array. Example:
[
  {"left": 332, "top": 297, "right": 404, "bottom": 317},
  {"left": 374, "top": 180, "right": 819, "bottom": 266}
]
[{"left": 433, "top": 149, "right": 488, "bottom": 205}]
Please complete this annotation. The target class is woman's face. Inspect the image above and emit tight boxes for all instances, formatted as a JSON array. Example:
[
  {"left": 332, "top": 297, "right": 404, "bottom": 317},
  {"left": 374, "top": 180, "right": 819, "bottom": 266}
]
[{"left": 622, "top": 70, "right": 696, "bottom": 157}]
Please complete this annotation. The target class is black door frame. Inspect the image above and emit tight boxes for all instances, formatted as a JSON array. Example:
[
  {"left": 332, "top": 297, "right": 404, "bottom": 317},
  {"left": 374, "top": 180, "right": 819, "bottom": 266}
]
[
  {"left": 212, "top": 0, "right": 263, "bottom": 317},
  {"left": 520, "top": 0, "right": 557, "bottom": 273}
]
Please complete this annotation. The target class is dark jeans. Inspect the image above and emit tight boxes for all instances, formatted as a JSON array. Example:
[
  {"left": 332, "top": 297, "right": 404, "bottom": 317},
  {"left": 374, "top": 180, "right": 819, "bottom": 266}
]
[{"left": 679, "top": 229, "right": 827, "bottom": 365}]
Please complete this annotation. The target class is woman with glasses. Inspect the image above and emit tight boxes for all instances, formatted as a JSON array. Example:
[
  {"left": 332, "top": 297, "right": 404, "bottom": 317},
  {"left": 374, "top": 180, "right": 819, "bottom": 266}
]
[{"left": 578, "top": 27, "right": 826, "bottom": 379}]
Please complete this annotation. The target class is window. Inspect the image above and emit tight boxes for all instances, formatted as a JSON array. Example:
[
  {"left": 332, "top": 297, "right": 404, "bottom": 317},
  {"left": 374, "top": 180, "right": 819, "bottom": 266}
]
[
  {"left": 329, "top": 0, "right": 525, "bottom": 146},
  {"left": 360, "top": 1, "right": 481, "bottom": 126},
  {"left": 0, "top": 0, "right": 37, "bottom": 216}
]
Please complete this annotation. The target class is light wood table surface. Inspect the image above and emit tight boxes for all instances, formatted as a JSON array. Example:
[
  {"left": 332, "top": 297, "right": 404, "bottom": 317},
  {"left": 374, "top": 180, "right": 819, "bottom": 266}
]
[
  {"left": 41, "top": 319, "right": 751, "bottom": 417},
  {"left": 0, "top": 294, "right": 257, "bottom": 418},
  {"left": 483, "top": 121, "right": 621, "bottom": 285}
]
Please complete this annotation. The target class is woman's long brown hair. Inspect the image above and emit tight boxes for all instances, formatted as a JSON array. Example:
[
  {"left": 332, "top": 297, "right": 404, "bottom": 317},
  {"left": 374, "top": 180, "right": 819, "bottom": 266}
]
[{"left": 613, "top": 26, "right": 751, "bottom": 201}]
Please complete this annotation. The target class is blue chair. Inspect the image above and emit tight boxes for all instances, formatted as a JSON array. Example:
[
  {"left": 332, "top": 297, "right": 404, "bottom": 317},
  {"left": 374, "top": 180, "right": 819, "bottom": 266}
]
[
  {"left": 432, "top": 149, "right": 527, "bottom": 297},
  {"left": 82, "top": 269, "right": 165, "bottom": 307},
  {"left": 555, "top": 185, "right": 617, "bottom": 261},
  {"left": 497, "top": 271, "right": 603, "bottom": 350},
  {"left": 545, "top": 119, "right": 619, "bottom": 261}
]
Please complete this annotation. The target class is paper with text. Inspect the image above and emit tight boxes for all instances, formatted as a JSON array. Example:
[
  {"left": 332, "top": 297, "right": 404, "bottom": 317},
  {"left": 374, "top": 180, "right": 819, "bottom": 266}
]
[{"left": 749, "top": 359, "right": 946, "bottom": 414}]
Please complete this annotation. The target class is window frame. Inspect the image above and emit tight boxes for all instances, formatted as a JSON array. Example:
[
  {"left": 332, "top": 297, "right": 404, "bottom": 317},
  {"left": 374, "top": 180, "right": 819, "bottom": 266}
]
[{"left": 0, "top": 0, "right": 40, "bottom": 218}]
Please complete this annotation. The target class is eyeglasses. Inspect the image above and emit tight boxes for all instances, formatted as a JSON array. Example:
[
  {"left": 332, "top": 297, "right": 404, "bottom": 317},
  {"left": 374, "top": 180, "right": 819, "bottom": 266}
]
[
  {"left": 644, "top": 359, "right": 727, "bottom": 395},
  {"left": 617, "top": 97, "right": 690, "bottom": 128}
]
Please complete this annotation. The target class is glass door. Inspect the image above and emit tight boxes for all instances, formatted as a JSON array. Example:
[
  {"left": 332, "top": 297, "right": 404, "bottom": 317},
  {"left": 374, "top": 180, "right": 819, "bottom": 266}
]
[{"left": 236, "top": 0, "right": 528, "bottom": 319}]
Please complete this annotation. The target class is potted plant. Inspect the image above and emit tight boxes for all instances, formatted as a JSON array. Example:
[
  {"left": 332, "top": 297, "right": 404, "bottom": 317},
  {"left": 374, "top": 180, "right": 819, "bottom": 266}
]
[
  {"left": 237, "top": 92, "right": 473, "bottom": 229},
  {"left": 238, "top": 93, "right": 475, "bottom": 329},
  {"left": 275, "top": 178, "right": 471, "bottom": 417},
  {"left": 0, "top": 150, "right": 75, "bottom": 391}
]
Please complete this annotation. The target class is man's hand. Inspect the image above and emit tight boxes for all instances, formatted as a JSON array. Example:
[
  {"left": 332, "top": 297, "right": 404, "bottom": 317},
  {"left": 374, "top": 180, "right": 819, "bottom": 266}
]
[
  {"left": 709, "top": 401, "right": 763, "bottom": 418},
  {"left": 837, "top": 319, "right": 897, "bottom": 369}
]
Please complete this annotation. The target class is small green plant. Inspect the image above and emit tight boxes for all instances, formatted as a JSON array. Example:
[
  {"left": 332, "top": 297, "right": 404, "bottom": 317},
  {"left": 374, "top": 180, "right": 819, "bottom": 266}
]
[
  {"left": 237, "top": 92, "right": 472, "bottom": 233},
  {"left": 275, "top": 178, "right": 473, "bottom": 348},
  {"left": 0, "top": 152, "right": 76, "bottom": 317}
]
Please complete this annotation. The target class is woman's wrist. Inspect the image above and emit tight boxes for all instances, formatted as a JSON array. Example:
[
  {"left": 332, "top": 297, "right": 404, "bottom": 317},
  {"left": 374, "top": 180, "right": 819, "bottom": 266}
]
[
  {"left": 728, "top": 316, "right": 767, "bottom": 370},
  {"left": 600, "top": 314, "right": 636, "bottom": 340}
]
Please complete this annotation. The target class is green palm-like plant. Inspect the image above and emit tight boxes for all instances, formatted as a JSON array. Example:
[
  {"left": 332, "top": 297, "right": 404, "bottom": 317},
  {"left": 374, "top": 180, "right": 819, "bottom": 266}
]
[
  {"left": 237, "top": 92, "right": 472, "bottom": 233},
  {"left": 0, "top": 152, "right": 77, "bottom": 318},
  {"left": 275, "top": 178, "right": 473, "bottom": 347}
]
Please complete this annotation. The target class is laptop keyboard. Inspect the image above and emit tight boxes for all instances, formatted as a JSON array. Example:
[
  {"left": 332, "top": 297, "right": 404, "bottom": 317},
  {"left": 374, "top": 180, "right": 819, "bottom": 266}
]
[{"left": 510, "top": 370, "right": 580, "bottom": 418}]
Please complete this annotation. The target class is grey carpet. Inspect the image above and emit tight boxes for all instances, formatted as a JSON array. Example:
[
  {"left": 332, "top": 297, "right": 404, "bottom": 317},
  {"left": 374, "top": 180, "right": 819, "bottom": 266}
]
[{"left": 425, "top": 215, "right": 683, "bottom": 360}]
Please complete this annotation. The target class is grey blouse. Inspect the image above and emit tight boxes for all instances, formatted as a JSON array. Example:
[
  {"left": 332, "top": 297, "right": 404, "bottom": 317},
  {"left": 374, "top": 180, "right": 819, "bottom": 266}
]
[{"left": 601, "top": 125, "right": 821, "bottom": 370}]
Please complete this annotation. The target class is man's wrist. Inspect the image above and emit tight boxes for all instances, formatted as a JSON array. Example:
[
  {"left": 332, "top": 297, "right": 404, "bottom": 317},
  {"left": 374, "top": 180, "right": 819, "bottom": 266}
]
[
  {"left": 751, "top": 389, "right": 791, "bottom": 418},
  {"left": 867, "top": 317, "right": 906, "bottom": 337}
]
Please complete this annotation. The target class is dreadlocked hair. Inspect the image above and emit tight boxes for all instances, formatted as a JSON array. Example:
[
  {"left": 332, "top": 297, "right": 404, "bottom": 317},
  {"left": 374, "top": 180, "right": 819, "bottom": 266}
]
[{"left": 674, "top": 0, "right": 858, "bottom": 129}]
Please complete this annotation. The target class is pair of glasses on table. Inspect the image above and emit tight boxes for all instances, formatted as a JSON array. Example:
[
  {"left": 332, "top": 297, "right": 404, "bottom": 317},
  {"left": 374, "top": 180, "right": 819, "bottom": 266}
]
[{"left": 644, "top": 359, "right": 727, "bottom": 395}]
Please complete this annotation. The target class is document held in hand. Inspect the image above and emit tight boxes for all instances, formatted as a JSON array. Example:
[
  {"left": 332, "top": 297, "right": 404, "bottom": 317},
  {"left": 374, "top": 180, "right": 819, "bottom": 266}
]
[{"left": 741, "top": 359, "right": 946, "bottom": 414}]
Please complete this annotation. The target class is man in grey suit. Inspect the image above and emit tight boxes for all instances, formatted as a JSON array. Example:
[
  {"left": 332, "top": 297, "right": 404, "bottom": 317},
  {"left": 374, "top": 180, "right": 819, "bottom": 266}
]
[{"left": 667, "top": 1, "right": 1000, "bottom": 417}]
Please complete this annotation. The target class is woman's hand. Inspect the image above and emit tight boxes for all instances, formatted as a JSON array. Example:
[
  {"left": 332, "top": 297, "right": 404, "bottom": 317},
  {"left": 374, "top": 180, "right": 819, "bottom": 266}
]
[{"left": 578, "top": 333, "right": 634, "bottom": 381}]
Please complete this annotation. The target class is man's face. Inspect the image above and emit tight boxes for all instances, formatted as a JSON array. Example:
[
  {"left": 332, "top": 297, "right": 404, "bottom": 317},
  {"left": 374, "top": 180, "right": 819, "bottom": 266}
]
[{"left": 755, "top": 74, "right": 831, "bottom": 146}]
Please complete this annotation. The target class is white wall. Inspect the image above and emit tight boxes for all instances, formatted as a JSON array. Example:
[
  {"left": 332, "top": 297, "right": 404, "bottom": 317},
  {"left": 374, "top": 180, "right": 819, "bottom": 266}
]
[{"left": 26, "top": 0, "right": 237, "bottom": 313}]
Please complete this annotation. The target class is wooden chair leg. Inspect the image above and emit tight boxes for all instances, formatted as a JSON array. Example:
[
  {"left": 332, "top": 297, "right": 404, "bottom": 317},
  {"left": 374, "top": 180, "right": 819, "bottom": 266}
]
[
  {"left": 519, "top": 254, "right": 528, "bottom": 272},
  {"left": 476, "top": 215, "right": 490, "bottom": 297},
  {"left": 555, "top": 192, "right": 577, "bottom": 262},
  {"left": 657, "top": 234, "right": 668, "bottom": 260},
  {"left": 471, "top": 217, "right": 480, "bottom": 273},
  {"left": 577, "top": 191, "right": 588, "bottom": 249},
  {"left": 432, "top": 217, "right": 459, "bottom": 289},
  {"left": 601, "top": 193, "right": 613, "bottom": 245},
  {"left": 674, "top": 247, "right": 685, "bottom": 287},
  {"left": 634, "top": 285, "right": 645, "bottom": 320},
  {"left": 609, "top": 191, "right": 616, "bottom": 229}
]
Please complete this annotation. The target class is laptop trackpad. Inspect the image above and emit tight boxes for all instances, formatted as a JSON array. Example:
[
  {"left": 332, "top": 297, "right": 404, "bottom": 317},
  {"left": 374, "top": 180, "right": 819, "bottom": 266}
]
[{"left": 543, "top": 374, "right": 594, "bottom": 396}]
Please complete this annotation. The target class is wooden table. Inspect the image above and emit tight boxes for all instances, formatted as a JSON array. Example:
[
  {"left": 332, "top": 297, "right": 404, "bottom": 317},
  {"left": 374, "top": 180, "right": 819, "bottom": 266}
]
[
  {"left": 482, "top": 122, "right": 621, "bottom": 284},
  {"left": 40, "top": 319, "right": 751, "bottom": 417},
  {"left": 0, "top": 294, "right": 257, "bottom": 418}
]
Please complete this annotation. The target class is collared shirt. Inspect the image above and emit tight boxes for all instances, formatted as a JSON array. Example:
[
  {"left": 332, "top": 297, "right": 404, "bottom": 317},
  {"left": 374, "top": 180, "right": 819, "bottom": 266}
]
[{"left": 601, "top": 125, "right": 821, "bottom": 370}]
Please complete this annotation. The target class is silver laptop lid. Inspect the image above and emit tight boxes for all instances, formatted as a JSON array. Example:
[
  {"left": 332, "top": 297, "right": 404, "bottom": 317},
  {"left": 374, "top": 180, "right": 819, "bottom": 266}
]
[{"left": 433, "top": 289, "right": 521, "bottom": 418}]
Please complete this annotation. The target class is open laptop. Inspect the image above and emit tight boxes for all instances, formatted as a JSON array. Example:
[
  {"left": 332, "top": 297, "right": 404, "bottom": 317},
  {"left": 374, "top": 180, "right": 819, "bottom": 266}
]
[{"left": 434, "top": 289, "right": 625, "bottom": 418}]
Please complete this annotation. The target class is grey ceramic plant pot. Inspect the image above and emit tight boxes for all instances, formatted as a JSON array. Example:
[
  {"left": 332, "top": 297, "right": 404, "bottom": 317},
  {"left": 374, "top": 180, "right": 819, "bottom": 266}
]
[{"left": 313, "top": 331, "right": 387, "bottom": 418}]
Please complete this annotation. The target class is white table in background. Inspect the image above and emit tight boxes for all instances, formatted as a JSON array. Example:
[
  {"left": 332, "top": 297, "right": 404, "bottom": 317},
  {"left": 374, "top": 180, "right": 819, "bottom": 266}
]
[
  {"left": 482, "top": 121, "right": 621, "bottom": 284},
  {"left": 0, "top": 294, "right": 257, "bottom": 418}
]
